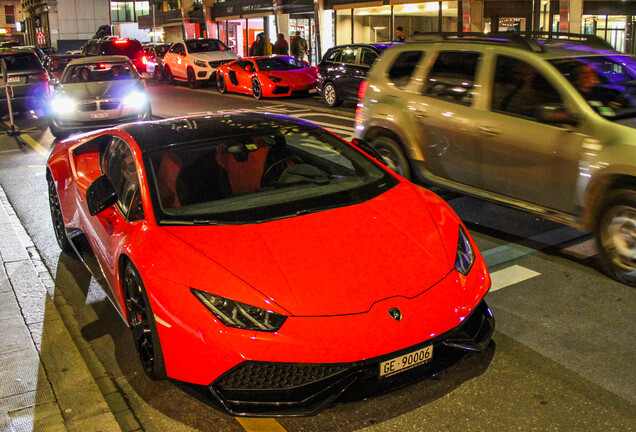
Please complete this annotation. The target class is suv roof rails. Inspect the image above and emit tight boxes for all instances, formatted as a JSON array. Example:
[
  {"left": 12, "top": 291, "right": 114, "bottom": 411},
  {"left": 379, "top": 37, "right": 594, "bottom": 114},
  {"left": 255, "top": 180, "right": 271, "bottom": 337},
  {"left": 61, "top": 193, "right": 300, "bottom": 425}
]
[{"left": 409, "top": 31, "right": 614, "bottom": 52}]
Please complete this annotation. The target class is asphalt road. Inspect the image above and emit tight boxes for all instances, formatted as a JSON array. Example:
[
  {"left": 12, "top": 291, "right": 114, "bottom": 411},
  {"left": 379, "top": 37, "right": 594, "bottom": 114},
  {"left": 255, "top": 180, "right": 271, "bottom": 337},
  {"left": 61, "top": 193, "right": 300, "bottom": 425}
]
[{"left": 0, "top": 83, "right": 634, "bottom": 432}]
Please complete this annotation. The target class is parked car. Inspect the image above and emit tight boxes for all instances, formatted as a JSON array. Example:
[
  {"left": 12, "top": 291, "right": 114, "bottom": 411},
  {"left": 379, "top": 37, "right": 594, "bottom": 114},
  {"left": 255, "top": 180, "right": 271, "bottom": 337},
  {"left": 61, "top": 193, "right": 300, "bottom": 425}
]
[
  {"left": 43, "top": 53, "right": 84, "bottom": 85},
  {"left": 142, "top": 43, "right": 171, "bottom": 81},
  {"left": 355, "top": 31, "right": 636, "bottom": 286},
  {"left": 0, "top": 48, "right": 50, "bottom": 116},
  {"left": 46, "top": 112, "right": 494, "bottom": 415},
  {"left": 317, "top": 43, "right": 396, "bottom": 107},
  {"left": 47, "top": 55, "right": 151, "bottom": 138},
  {"left": 82, "top": 37, "right": 146, "bottom": 73},
  {"left": 217, "top": 56, "right": 316, "bottom": 99},
  {"left": 162, "top": 38, "right": 238, "bottom": 88}
]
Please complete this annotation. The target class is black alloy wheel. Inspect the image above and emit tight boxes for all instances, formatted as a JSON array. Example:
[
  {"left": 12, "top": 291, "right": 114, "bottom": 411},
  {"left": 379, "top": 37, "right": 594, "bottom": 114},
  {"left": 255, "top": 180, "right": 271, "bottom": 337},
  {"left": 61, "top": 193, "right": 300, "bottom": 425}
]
[
  {"left": 187, "top": 68, "right": 200, "bottom": 89},
  {"left": 371, "top": 136, "right": 411, "bottom": 179},
  {"left": 123, "top": 262, "right": 166, "bottom": 379},
  {"left": 323, "top": 82, "right": 342, "bottom": 107},
  {"left": 596, "top": 188, "right": 636, "bottom": 287},
  {"left": 252, "top": 77, "right": 263, "bottom": 100},
  {"left": 218, "top": 74, "right": 227, "bottom": 94},
  {"left": 47, "top": 171, "right": 71, "bottom": 252}
]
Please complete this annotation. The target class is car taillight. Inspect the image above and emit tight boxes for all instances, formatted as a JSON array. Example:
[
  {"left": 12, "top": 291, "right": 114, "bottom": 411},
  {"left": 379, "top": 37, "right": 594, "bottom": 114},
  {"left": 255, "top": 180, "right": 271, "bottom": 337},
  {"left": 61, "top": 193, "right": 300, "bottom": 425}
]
[
  {"left": 355, "top": 81, "right": 367, "bottom": 128},
  {"left": 115, "top": 39, "right": 128, "bottom": 44},
  {"left": 142, "top": 55, "right": 148, "bottom": 65}
]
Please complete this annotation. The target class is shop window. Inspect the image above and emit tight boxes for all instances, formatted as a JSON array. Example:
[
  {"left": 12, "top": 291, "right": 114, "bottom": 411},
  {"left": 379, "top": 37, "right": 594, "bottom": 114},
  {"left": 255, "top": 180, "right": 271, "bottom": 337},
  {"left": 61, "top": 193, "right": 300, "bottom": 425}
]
[
  {"left": 389, "top": 50, "right": 424, "bottom": 89},
  {"left": 135, "top": 1, "right": 150, "bottom": 18},
  {"left": 423, "top": 51, "right": 480, "bottom": 106},
  {"left": 111, "top": 1, "right": 134, "bottom": 22}
]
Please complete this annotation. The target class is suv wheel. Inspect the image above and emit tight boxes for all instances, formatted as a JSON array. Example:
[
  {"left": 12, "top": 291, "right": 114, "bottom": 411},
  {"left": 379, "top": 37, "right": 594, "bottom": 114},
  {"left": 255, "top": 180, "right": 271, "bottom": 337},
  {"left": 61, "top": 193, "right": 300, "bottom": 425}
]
[
  {"left": 187, "top": 68, "right": 200, "bottom": 89},
  {"left": 323, "top": 82, "right": 341, "bottom": 107},
  {"left": 164, "top": 66, "right": 174, "bottom": 84},
  {"left": 596, "top": 188, "right": 636, "bottom": 286},
  {"left": 371, "top": 136, "right": 411, "bottom": 179}
]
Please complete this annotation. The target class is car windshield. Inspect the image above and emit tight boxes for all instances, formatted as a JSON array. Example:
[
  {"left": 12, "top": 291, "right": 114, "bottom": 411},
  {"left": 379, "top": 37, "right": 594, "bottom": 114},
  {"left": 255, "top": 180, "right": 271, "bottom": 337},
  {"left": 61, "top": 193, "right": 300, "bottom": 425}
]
[
  {"left": 255, "top": 57, "right": 306, "bottom": 71},
  {"left": 154, "top": 45, "right": 170, "bottom": 56},
  {"left": 186, "top": 39, "right": 228, "bottom": 53},
  {"left": 146, "top": 125, "right": 397, "bottom": 224},
  {"left": 0, "top": 53, "right": 41, "bottom": 71},
  {"left": 62, "top": 62, "right": 134, "bottom": 83},
  {"left": 549, "top": 55, "right": 636, "bottom": 119}
]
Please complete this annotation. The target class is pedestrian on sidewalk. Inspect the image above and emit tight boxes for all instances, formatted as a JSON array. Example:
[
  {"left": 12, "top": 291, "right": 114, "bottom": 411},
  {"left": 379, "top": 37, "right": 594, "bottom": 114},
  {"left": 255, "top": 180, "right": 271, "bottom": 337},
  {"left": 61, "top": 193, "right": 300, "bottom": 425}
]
[
  {"left": 291, "top": 31, "right": 308, "bottom": 62},
  {"left": 273, "top": 33, "right": 289, "bottom": 55}
]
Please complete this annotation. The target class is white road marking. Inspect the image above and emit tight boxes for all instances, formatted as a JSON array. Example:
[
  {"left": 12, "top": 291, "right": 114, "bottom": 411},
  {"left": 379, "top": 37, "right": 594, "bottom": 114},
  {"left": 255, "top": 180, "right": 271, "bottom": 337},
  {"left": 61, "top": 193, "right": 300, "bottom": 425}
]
[{"left": 489, "top": 265, "right": 541, "bottom": 292}]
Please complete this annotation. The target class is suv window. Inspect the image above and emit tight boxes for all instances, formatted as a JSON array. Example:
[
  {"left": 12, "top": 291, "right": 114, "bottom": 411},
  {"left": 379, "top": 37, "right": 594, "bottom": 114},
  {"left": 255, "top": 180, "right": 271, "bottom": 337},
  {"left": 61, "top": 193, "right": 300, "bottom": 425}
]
[
  {"left": 491, "top": 56, "right": 562, "bottom": 120},
  {"left": 360, "top": 48, "right": 378, "bottom": 67},
  {"left": 339, "top": 47, "right": 359, "bottom": 65},
  {"left": 101, "top": 39, "right": 143, "bottom": 58},
  {"left": 423, "top": 51, "right": 480, "bottom": 106},
  {"left": 389, "top": 50, "right": 424, "bottom": 89},
  {"left": 0, "top": 52, "right": 42, "bottom": 71},
  {"left": 169, "top": 43, "right": 185, "bottom": 54}
]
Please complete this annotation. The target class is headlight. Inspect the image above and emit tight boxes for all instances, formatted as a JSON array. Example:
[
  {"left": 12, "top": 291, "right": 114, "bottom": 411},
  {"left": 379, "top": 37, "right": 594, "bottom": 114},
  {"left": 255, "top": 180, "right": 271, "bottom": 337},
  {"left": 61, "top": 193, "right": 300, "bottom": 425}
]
[
  {"left": 191, "top": 288, "right": 287, "bottom": 332},
  {"left": 454, "top": 225, "right": 475, "bottom": 275},
  {"left": 50, "top": 97, "right": 76, "bottom": 114},
  {"left": 123, "top": 91, "right": 148, "bottom": 110},
  {"left": 268, "top": 76, "right": 282, "bottom": 83},
  {"left": 193, "top": 60, "right": 208, "bottom": 68}
]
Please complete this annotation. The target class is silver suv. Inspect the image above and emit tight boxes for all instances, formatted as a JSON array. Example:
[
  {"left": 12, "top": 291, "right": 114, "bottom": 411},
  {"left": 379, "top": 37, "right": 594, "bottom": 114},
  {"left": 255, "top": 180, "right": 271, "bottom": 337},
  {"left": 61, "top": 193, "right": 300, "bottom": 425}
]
[{"left": 355, "top": 32, "right": 636, "bottom": 286}]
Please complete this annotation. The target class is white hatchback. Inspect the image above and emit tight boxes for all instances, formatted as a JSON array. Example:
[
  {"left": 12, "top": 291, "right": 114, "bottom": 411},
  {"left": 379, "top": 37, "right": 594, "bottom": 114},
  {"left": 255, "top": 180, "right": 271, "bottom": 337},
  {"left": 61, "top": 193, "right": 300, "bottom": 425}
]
[{"left": 163, "top": 38, "right": 238, "bottom": 88}]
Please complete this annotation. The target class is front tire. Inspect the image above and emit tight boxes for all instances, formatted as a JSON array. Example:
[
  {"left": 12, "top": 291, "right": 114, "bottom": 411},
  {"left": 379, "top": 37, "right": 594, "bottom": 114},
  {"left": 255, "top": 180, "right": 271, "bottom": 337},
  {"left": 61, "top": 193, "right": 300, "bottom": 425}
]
[
  {"left": 48, "top": 121, "right": 67, "bottom": 140},
  {"left": 164, "top": 66, "right": 174, "bottom": 84},
  {"left": 323, "top": 82, "right": 341, "bottom": 107},
  {"left": 252, "top": 77, "right": 263, "bottom": 100},
  {"left": 218, "top": 74, "right": 227, "bottom": 94},
  {"left": 123, "top": 261, "right": 167, "bottom": 379},
  {"left": 596, "top": 188, "right": 636, "bottom": 286},
  {"left": 187, "top": 68, "right": 200, "bottom": 89},
  {"left": 371, "top": 136, "right": 411, "bottom": 179},
  {"left": 47, "top": 171, "right": 71, "bottom": 252}
]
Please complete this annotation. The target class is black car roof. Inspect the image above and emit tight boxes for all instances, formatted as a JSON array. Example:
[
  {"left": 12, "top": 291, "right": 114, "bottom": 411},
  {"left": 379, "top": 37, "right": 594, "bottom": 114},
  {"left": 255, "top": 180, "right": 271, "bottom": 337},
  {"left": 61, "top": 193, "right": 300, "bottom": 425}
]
[{"left": 123, "top": 113, "right": 321, "bottom": 153}]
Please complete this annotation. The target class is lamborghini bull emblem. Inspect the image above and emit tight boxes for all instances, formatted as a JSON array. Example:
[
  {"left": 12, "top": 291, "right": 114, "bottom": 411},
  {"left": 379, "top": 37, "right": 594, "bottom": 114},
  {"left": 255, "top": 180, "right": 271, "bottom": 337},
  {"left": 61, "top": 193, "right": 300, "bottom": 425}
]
[{"left": 388, "top": 308, "right": 402, "bottom": 322}]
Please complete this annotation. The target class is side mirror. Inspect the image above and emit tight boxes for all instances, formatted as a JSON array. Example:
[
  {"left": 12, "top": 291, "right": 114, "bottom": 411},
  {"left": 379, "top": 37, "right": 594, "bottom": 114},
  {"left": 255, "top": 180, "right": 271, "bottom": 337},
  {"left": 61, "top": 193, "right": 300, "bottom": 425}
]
[
  {"left": 351, "top": 138, "right": 387, "bottom": 166},
  {"left": 536, "top": 104, "right": 579, "bottom": 126},
  {"left": 86, "top": 175, "right": 118, "bottom": 216}
]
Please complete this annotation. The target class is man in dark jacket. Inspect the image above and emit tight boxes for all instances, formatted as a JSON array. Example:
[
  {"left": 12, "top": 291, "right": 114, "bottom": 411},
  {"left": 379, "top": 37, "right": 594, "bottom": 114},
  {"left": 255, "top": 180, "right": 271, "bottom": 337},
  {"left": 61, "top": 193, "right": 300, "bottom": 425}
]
[{"left": 290, "top": 31, "right": 308, "bottom": 62}]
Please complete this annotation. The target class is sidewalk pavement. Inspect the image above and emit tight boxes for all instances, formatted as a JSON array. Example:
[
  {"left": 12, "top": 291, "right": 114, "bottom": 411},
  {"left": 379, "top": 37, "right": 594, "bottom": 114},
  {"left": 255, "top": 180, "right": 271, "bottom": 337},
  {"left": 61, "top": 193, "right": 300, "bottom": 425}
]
[{"left": 0, "top": 184, "right": 122, "bottom": 432}]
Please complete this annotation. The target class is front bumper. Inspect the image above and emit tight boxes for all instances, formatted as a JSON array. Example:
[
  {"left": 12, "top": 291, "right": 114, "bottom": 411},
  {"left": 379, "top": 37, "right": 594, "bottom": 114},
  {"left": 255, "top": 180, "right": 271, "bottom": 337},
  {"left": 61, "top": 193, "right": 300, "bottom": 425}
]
[
  {"left": 49, "top": 99, "right": 149, "bottom": 131},
  {"left": 209, "top": 299, "right": 494, "bottom": 416}
]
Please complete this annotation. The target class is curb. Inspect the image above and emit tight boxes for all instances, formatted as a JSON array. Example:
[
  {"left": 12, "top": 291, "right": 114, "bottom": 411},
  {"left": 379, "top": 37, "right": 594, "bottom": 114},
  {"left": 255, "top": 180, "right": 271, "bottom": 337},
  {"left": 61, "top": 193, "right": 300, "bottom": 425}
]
[{"left": 0, "top": 183, "right": 122, "bottom": 432}]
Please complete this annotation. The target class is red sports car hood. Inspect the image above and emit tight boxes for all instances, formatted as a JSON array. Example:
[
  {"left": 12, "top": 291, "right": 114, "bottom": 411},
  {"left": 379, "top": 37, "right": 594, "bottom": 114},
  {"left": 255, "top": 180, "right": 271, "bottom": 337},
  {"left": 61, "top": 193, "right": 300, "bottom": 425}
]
[{"left": 164, "top": 184, "right": 452, "bottom": 316}]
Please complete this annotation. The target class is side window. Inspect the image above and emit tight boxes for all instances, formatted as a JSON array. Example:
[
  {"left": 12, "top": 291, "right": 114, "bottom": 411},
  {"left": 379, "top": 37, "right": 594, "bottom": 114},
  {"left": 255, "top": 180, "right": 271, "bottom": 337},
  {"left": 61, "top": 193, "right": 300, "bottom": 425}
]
[
  {"left": 389, "top": 50, "right": 424, "bottom": 89},
  {"left": 491, "top": 55, "right": 562, "bottom": 120},
  {"left": 325, "top": 49, "right": 340, "bottom": 62},
  {"left": 101, "top": 137, "right": 144, "bottom": 221},
  {"left": 359, "top": 48, "right": 378, "bottom": 67},
  {"left": 169, "top": 43, "right": 183, "bottom": 54},
  {"left": 423, "top": 51, "right": 480, "bottom": 106},
  {"left": 340, "top": 47, "right": 359, "bottom": 65}
]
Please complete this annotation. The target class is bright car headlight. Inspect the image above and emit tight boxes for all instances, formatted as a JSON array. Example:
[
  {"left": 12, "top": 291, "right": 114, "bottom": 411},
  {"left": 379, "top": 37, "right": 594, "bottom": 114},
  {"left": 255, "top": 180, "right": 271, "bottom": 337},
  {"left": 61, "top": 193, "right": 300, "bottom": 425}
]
[
  {"left": 193, "top": 60, "right": 208, "bottom": 68},
  {"left": 50, "top": 97, "right": 76, "bottom": 114},
  {"left": 191, "top": 288, "right": 287, "bottom": 332},
  {"left": 268, "top": 76, "right": 282, "bottom": 83},
  {"left": 454, "top": 225, "right": 475, "bottom": 275},
  {"left": 123, "top": 91, "right": 148, "bottom": 110}
]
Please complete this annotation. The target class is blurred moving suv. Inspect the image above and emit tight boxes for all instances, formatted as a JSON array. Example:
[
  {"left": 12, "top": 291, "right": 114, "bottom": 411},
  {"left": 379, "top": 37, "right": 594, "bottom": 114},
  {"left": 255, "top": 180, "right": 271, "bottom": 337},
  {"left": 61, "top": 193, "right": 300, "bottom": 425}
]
[
  {"left": 354, "top": 32, "right": 636, "bottom": 287},
  {"left": 82, "top": 37, "right": 146, "bottom": 73},
  {"left": 0, "top": 48, "right": 50, "bottom": 116},
  {"left": 162, "top": 38, "right": 238, "bottom": 88},
  {"left": 48, "top": 56, "right": 151, "bottom": 138}
]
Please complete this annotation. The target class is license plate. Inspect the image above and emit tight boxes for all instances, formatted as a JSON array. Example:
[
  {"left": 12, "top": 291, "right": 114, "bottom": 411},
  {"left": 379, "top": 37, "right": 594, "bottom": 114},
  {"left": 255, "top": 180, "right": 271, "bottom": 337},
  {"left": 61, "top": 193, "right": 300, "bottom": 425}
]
[
  {"left": 90, "top": 112, "right": 109, "bottom": 119},
  {"left": 380, "top": 345, "right": 433, "bottom": 378},
  {"left": 7, "top": 76, "right": 20, "bottom": 83}
]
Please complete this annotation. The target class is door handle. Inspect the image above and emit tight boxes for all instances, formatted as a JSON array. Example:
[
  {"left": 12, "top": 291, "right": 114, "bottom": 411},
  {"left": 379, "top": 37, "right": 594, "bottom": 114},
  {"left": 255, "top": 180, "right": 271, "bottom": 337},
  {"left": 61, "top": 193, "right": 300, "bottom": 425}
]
[
  {"left": 478, "top": 126, "right": 501, "bottom": 136},
  {"left": 414, "top": 110, "right": 428, "bottom": 120}
]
